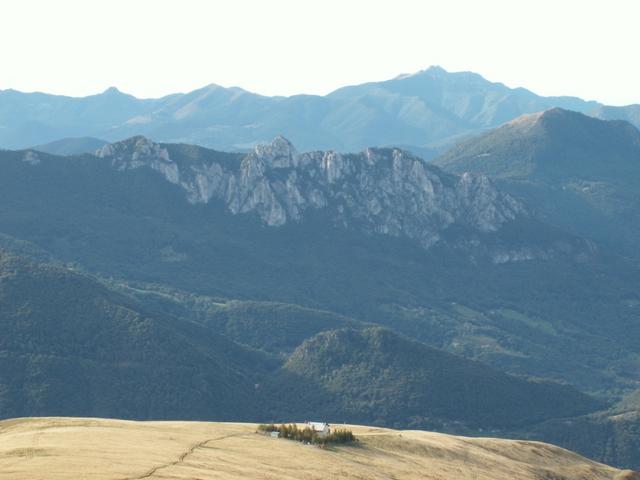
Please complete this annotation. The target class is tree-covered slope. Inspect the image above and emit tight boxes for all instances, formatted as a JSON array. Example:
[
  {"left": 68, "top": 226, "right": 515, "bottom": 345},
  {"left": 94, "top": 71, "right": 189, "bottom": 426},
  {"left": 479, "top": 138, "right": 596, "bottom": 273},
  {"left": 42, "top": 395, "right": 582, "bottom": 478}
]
[
  {"left": 107, "top": 282, "right": 366, "bottom": 356},
  {"left": 0, "top": 252, "right": 605, "bottom": 434},
  {"left": 0, "top": 251, "right": 276, "bottom": 420},
  {"left": 201, "top": 301, "right": 364, "bottom": 355},
  {"left": 0, "top": 249, "right": 636, "bottom": 468},
  {"left": 434, "top": 108, "right": 640, "bottom": 181},
  {"left": 281, "top": 327, "right": 600, "bottom": 429}
]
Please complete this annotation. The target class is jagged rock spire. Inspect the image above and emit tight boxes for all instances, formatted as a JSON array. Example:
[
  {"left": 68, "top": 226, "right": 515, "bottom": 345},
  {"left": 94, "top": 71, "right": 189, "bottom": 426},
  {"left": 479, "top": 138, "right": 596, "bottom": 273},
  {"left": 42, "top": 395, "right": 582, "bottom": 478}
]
[{"left": 253, "top": 135, "right": 299, "bottom": 168}]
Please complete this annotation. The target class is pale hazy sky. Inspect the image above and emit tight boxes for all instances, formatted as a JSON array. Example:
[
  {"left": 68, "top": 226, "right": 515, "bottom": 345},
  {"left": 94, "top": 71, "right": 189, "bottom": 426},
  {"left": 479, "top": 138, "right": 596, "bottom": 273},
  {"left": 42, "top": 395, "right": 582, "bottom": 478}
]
[{"left": 2, "top": 0, "right": 639, "bottom": 105}]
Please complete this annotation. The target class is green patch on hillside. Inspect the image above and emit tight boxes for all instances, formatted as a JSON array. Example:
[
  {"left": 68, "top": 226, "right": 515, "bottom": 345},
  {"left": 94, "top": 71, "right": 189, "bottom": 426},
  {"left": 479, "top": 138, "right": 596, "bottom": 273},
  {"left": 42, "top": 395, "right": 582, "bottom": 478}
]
[{"left": 495, "top": 308, "right": 557, "bottom": 336}]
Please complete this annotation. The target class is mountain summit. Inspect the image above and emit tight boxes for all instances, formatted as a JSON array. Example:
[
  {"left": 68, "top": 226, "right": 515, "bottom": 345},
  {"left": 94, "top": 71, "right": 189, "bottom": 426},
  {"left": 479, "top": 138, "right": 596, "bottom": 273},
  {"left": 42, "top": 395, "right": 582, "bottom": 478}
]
[
  {"left": 434, "top": 109, "right": 640, "bottom": 254},
  {"left": 435, "top": 108, "right": 640, "bottom": 180}
]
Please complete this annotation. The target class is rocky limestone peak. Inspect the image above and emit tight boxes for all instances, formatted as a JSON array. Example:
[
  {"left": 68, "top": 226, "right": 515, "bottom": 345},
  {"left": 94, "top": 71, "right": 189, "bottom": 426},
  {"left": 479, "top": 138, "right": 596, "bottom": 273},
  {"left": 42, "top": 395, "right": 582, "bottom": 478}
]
[
  {"left": 456, "top": 172, "right": 526, "bottom": 232},
  {"left": 90, "top": 137, "right": 530, "bottom": 253},
  {"left": 95, "top": 136, "right": 177, "bottom": 182},
  {"left": 252, "top": 135, "right": 299, "bottom": 168},
  {"left": 96, "top": 136, "right": 169, "bottom": 161}
]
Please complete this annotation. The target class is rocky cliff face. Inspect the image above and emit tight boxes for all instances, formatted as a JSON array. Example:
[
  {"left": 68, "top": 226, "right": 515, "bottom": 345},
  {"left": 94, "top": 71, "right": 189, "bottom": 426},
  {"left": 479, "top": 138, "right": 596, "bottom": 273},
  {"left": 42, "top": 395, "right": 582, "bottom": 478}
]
[{"left": 96, "top": 136, "right": 526, "bottom": 250}]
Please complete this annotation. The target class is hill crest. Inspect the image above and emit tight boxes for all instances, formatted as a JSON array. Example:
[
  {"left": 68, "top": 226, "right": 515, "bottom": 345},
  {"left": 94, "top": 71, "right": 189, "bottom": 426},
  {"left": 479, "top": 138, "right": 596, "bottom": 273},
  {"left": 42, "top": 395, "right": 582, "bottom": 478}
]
[{"left": 0, "top": 417, "right": 635, "bottom": 480}]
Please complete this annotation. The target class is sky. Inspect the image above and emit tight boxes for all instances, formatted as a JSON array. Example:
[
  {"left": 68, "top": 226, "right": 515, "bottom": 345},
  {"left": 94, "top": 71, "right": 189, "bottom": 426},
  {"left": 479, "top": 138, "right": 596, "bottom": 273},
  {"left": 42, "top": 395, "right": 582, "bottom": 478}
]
[{"left": 1, "top": 0, "right": 639, "bottom": 105}]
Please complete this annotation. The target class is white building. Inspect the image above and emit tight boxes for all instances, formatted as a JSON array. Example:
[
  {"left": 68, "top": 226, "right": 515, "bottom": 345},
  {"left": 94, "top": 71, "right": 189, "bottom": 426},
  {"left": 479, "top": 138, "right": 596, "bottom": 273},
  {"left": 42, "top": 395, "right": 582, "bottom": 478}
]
[{"left": 305, "top": 422, "right": 331, "bottom": 437}]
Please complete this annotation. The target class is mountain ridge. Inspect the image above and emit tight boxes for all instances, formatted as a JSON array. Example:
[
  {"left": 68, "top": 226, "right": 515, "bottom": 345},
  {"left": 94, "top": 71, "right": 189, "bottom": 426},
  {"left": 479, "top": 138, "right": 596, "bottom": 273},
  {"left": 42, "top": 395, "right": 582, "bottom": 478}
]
[
  {"left": 1, "top": 66, "right": 638, "bottom": 153},
  {"left": 435, "top": 108, "right": 640, "bottom": 179},
  {"left": 433, "top": 108, "right": 640, "bottom": 255},
  {"left": 92, "top": 135, "right": 532, "bottom": 252}
]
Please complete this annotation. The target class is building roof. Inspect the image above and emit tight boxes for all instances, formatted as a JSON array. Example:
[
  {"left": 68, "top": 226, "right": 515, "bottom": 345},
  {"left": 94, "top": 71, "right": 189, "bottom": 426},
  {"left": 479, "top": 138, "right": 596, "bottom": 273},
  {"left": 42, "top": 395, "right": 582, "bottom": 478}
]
[{"left": 305, "top": 422, "right": 330, "bottom": 432}]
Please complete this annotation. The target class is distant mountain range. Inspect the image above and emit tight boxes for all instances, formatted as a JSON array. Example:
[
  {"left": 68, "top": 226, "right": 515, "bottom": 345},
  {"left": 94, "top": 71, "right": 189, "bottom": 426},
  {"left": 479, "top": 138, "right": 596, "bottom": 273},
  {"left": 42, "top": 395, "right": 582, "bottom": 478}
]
[
  {"left": 0, "top": 66, "right": 638, "bottom": 154},
  {"left": 33, "top": 136, "right": 108, "bottom": 155}
]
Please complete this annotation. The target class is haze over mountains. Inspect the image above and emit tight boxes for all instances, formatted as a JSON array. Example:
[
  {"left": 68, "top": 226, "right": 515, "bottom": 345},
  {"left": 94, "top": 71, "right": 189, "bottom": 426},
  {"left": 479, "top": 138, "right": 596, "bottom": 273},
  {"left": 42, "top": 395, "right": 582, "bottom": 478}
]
[
  {"left": 33, "top": 136, "right": 108, "bottom": 156},
  {"left": 2, "top": 66, "right": 639, "bottom": 156},
  {"left": 1, "top": 67, "right": 640, "bottom": 472}
]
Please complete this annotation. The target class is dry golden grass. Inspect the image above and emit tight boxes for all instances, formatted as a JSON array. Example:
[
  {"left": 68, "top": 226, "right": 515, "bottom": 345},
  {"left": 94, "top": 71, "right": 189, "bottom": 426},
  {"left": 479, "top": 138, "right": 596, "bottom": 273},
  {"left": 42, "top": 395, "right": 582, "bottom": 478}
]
[{"left": 0, "top": 417, "right": 637, "bottom": 480}]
